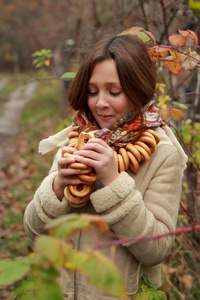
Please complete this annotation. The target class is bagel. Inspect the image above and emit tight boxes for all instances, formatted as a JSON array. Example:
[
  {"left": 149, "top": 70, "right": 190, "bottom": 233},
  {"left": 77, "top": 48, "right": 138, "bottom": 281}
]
[
  {"left": 69, "top": 184, "right": 93, "bottom": 198},
  {"left": 138, "top": 136, "right": 156, "bottom": 153},
  {"left": 77, "top": 172, "right": 96, "bottom": 183},
  {"left": 63, "top": 153, "right": 89, "bottom": 170},
  {"left": 68, "top": 131, "right": 79, "bottom": 139},
  {"left": 134, "top": 144, "right": 150, "bottom": 162},
  {"left": 127, "top": 151, "right": 139, "bottom": 173},
  {"left": 119, "top": 148, "right": 130, "bottom": 170},
  {"left": 113, "top": 151, "right": 119, "bottom": 169},
  {"left": 146, "top": 129, "right": 160, "bottom": 144},
  {"left": 117, "top": 153, "right": 126, "bottom": 172},
  {"left": 134, "top": 141, "right": 151, "bottom": 156},
  {"left": 126, "top": 143, "right": 141, "bottom": 162},
  {"left": 64, "top": 186, "right": 89, "bottom": 207},
  {"left": 76, "top": 132, "right": 95, "bottom": 150}
]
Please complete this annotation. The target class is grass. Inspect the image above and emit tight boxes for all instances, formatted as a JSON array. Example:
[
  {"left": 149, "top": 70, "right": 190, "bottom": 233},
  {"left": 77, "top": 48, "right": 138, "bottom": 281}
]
[{"left": 0, "top": 77, "right": 63, "bottom": 262}]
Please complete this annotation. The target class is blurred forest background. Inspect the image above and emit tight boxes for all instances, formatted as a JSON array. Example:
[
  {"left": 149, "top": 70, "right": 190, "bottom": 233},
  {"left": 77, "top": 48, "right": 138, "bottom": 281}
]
[{"left": 0, "top": 0, "right": 200, "bottom": 299}]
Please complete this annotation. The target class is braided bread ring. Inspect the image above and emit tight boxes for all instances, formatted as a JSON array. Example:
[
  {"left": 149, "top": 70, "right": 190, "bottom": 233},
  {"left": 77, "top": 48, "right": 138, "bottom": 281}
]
[
  {"left": 119, "top": 148, "right": 130, "bottom": 170},
  {"left": 134, "top": 144, "right": 150, "bottom": 162},
  {"left": 117, "top": 154, "right": 126, "bottom": 172},
  {"left": 127, "top": 151, "right": 139, "bottom": 173},
  {"left": 126, "top": 143, "right": 142, "bottom": 162}
]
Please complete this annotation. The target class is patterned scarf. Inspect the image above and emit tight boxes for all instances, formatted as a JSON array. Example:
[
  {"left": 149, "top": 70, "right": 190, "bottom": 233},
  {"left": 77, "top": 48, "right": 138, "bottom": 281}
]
[{"left": 72, "top": 100, "right": 163, "bottom": 150}]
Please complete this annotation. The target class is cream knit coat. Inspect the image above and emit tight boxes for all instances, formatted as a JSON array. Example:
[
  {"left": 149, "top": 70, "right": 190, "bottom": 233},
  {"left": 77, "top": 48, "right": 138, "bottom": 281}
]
[{"left": 24, "top": 125, "right": 187, "bottom": 300}]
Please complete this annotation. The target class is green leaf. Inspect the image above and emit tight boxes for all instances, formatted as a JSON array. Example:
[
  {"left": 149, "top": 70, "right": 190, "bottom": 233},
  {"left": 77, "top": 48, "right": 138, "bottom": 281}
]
[
  {"left": 142, "top": 276, "right": 158, "bottom": 288},
  {"left": 153, "top": 290, "right": 167, "bottom": 300},
  {"left": 18, "top": 294, "right": 36, "bottom": 300},
  {"left": 12, "top": 280, "right": 36, "bottom": 299},
  {"left": 36, "top": 280, "right": 64, "bottom": 300},
  {"left": 194, "top": 122, "right": 200, "bottom": 131},
  {"left": 65, "top": 249, "right": 126, "bottom": 298},
  {"left": 132, "top": 291, "right": 149, "bottom": 299},
  {"left": 61, "top": 72, "right": 76, "bottom": 79},
  {"left": 35, "top": 236, "right": 72, "bottom": 270},
  {"left": 142, "top": 284, "right": 151, "bottom": 291},
  {"left": 45, "top": 214, "right": 107, "bottom": 238},
  {"left": 0, "top": 259, "right": 31, "bottom": 285},
  {"left": 147, "top": 290, "right": 155, "bottom": 300}
]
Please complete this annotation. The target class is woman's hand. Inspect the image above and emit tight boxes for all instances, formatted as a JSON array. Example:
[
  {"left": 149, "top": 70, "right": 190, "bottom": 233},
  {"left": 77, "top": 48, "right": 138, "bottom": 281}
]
[
  {"left": 53, "top": 146, "right": 83, "bottom": 200},
  {"left": 73, "top": 138, "right": 119, "bottom": 186}
]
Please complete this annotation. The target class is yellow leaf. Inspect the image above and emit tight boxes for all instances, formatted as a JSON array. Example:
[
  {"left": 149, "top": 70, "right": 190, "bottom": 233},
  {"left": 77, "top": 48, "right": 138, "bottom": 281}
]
[
  {"left": 164, "top": 57, "right": 183, "bottom": 75},
  {"left": 45, "top": 59, "right": 50, "bottom": 66},
  {"left": 170, "top": 108, "right": 185, "bottom": 120},
  {"left": 186, "top": 119, "right": 192, "bottom": 124},
  {"left": 161, "top": 108, "right": 170, "bottom": 120}
]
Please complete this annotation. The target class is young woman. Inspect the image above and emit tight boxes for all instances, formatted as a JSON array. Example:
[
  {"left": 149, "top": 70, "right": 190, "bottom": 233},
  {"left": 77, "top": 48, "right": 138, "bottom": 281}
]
[{"left": 24, "top": 34, "right": 187, "bottom": 300}]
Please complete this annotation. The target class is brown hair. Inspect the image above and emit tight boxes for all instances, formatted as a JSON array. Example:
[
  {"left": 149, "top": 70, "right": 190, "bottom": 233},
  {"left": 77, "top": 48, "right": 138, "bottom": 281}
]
[{"left": 68, "top": 34, "right": 156, "bottom": 120}]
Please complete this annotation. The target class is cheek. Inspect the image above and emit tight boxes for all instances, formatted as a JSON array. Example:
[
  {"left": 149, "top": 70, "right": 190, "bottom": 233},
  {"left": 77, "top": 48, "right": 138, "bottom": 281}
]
[{"left": 87, "top": 99, "right": 95, "bottom": 113}]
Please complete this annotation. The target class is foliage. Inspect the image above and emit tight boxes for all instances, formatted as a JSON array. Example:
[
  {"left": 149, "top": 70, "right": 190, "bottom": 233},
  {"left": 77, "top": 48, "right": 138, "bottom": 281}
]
[
  {"left": 132, "top": 277, "right": 169, "bottom": 300},
  {"left": 32, "top": 49, "right": 53, "bottom": 68},
  {"left": 0, "top": 214, "right": 126, "bottom": 299},
  {"left": 120, "top": 27, "right": 199, "bottom": 75}
]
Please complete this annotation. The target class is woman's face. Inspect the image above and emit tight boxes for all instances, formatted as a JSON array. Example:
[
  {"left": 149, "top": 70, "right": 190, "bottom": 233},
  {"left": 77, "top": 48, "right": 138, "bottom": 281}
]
[{"left": 87, "top": 59, "right": 134, "bottom": 128}]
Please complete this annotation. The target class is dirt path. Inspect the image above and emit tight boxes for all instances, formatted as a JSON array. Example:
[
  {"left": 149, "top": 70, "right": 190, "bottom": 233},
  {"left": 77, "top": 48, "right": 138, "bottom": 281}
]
[{"left": 0, "top": 80, "right": 38, "bottom": 188}]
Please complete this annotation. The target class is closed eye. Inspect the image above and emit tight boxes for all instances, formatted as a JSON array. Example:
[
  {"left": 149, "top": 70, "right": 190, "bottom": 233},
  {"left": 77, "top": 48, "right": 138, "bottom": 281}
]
[
  {"left": 88, "top": 91, "right": 98, "bottom": 96},
  {"left": 110, "top": 91, "right": 121, "bottom": 96}
]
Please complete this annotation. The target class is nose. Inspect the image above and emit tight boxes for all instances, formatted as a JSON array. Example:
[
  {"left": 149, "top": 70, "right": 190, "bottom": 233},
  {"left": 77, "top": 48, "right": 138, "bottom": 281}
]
[{"left": 96, "top": 92, "right": 109, "bottom": 109}]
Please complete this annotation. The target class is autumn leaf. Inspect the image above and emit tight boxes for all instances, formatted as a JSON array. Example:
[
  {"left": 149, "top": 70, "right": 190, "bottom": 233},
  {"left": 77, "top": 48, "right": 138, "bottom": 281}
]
[
  {"left": 163, "top": 56, "right": 183, "bottom": 75},
  {"left": 148, "top": 46, "right": 169, "bottom": 61},
  {"left": 65, "top": 249, "right": 126, "bottom": 298},
  {"left": 179, "top": 51, "right": 200, "bottom": 71},
  {"left": 169, "top": 34, "right": 187, "bottom": 47},
  {"left": 170, "top": 108, "right": 185, "bottom": 120},
  {"left": 80, "top": 214, "right": 109, "bottom": 234},
  {"left": 45, "top": 213, "right": 109, "bottom": 238},
  {"left": 160, "top": 108, "right": 170, "bottom": 120},
  {"left": 35, "top": 236, "right": 73, "bottom": 270},
  {"left": 178, "top": 29, "right": 198, "bottom": 47},
  {"left": 119, "top": 26, "right": 156, "bottom": 43}
]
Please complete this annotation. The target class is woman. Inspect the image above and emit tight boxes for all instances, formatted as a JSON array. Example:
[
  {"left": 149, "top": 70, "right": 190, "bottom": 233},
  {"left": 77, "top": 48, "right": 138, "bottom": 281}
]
[{"left": 24, "top": 34, "right": 187, "bottom": 299}]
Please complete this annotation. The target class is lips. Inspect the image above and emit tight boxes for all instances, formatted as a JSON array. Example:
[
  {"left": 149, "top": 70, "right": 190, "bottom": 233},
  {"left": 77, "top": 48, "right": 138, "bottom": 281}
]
[{"left": 98, "top": 114, "right": 114, "bottom": 119}]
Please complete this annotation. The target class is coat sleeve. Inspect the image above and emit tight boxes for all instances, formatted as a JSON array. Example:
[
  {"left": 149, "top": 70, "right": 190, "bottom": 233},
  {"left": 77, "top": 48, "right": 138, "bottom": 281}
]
[
  {"left": 24, "top": 170, "right": 71, "bottom": 239},
  {"left": 90, "top": 144, "right": 183, "bottom": 267}
]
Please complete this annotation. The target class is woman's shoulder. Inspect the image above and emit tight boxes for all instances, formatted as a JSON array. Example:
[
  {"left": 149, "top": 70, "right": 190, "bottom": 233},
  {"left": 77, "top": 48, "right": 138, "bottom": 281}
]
[{"left": 154, "top": 125, "right": 188, "bottom": 172}]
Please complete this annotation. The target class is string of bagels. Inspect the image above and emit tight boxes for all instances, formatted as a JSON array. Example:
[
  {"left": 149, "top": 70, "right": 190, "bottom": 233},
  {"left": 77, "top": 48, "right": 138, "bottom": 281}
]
[{"left": 63, "top": 127, "right": 160, "bottom": 208}]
